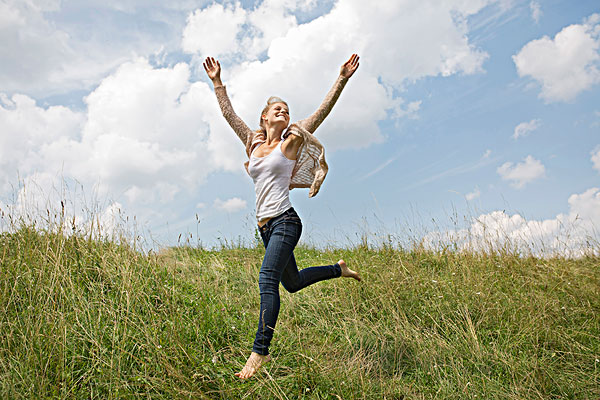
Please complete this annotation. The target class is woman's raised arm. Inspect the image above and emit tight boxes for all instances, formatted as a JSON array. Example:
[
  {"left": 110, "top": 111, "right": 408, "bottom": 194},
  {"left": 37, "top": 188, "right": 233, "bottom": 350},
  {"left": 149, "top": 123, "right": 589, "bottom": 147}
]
[
  {"left": 204, "top": 57, "right": 253, "bottom": 146},
  {"left": 298, "top": 54, "right": 360, "bottom": 134}
]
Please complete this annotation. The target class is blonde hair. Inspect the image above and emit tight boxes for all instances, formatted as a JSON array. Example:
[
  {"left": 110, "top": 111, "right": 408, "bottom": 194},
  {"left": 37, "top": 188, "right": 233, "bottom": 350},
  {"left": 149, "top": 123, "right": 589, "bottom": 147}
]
[{"left": 258, "top": 96, "right": 289, "bottom": 134}]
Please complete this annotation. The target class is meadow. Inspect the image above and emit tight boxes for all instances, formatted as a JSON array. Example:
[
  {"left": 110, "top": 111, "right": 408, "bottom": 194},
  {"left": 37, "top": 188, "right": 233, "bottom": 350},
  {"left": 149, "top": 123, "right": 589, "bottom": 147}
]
[{"left": 0, "top": 220, "right": 598, "bottom": 399}]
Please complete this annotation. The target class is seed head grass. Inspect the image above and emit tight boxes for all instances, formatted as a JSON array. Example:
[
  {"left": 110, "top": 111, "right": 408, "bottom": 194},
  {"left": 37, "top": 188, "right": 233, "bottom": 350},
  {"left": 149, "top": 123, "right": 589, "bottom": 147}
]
[{"left": 0, "top": 224, "right": 598, "bottom": 398}]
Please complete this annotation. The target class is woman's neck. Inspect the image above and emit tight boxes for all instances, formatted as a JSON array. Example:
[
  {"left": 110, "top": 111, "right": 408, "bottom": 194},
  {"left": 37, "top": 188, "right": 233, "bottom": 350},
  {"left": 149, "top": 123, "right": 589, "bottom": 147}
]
[{"left": 265, "top": 126, "right": 284, "bottom": 144}]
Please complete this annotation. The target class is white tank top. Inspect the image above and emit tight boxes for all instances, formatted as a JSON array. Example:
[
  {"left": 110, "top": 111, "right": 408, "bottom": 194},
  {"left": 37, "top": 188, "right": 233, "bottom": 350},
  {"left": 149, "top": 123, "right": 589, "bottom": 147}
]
[{"left": 247, "top": 140, "right": 296, "bottom": 221}]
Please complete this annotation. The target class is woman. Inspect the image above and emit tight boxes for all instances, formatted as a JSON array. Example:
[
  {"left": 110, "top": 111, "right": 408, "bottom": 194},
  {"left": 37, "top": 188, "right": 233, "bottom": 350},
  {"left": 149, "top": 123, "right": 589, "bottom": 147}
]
[{"left": 204, "top": 54, "right": 361, "bottom": 379}]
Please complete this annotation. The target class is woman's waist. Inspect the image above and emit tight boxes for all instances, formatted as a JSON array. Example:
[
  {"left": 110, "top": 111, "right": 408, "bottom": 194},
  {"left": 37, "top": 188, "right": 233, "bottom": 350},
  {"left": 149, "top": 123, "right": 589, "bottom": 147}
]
[
  {"left": 256, "top": 197, "right": 293, "bottom": 224},
  {"left": 257, "top": 217, "right": 270, "bottom": 228},
  {"left": 258, "top": 207, "right": 299, "bottom": 228}
]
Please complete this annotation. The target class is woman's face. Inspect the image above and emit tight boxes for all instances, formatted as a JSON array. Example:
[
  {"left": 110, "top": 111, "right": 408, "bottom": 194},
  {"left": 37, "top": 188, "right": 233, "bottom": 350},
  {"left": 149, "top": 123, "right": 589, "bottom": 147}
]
[{"left": 263, "top": 102, "right": 290, "bottom": 128}]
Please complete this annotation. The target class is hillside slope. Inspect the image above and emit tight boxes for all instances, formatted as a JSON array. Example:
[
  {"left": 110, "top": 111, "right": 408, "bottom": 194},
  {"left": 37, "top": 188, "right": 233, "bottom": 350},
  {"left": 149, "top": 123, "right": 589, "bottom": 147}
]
[{"left": 1, "top": 229, "right": 598, "bottom": 399}]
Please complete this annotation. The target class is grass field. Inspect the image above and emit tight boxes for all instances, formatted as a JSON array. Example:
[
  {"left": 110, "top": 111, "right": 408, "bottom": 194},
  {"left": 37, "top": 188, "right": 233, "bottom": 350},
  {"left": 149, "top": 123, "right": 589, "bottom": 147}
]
[{"left": 0, "top": 224, "right": 598, "bottom": 399}]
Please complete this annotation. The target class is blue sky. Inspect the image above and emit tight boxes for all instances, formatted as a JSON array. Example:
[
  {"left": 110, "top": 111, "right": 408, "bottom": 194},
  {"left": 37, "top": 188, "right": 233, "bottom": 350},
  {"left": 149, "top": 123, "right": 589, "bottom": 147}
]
[{"left": 1, "top": 0, "right": 599, "bottom": 254}]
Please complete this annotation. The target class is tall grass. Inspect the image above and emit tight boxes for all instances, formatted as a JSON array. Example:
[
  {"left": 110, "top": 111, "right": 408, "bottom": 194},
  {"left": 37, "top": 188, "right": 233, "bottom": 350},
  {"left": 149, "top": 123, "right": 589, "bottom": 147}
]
[{"left": 0, "top": 197, "right": 598, "bottom": 398}]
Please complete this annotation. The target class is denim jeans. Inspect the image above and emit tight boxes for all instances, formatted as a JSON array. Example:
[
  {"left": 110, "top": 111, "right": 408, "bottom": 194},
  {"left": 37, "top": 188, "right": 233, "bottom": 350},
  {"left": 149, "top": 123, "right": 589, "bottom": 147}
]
[{"left": 253, "top": 207, "right": 341, "bottom": 355}]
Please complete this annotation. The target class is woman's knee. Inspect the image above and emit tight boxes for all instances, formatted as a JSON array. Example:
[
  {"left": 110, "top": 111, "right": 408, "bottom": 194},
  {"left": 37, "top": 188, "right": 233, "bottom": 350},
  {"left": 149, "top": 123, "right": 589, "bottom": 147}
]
[
  {"left": 258, "top": 274, "right": 279, "bottom": 294},
  {"left": 281, "top": 280, "right": 301, "bottom": 293}
]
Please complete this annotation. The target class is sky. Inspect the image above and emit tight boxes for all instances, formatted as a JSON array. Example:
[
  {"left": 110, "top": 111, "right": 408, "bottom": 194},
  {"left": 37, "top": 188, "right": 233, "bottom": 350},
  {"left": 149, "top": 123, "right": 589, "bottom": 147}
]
[{"left": 1, "top": 0, "right": 599, "bottom": 255}]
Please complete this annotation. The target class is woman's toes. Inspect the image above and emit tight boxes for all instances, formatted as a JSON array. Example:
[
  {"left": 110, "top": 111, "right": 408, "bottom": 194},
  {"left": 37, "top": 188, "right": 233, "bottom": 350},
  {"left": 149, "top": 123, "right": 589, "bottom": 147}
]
[{"left": 236, "top": 352, "right": 271, "bottom": 379}]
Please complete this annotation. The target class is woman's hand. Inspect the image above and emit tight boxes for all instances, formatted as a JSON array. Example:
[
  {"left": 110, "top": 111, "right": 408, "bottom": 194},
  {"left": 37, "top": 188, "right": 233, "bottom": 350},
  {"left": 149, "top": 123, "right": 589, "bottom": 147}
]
[
  {"left": 203, "top": 57, "right": 223, "bottom": 86},
  {"left": 340, "top": 54, "right": 359, "bottom": 79}
]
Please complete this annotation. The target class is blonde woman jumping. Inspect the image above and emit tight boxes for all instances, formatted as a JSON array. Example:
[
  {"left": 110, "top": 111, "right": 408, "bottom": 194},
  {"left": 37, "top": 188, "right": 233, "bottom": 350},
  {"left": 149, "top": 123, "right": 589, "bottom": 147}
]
[{"left": 204, "top": 54, "right": 362, "bottom": 379}]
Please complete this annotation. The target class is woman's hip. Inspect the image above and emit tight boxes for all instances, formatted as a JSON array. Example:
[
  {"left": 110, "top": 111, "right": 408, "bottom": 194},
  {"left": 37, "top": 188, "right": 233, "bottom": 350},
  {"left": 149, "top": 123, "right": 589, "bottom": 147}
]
[{"left": 258, "top": 207, "right": 302, "bottom": 245}]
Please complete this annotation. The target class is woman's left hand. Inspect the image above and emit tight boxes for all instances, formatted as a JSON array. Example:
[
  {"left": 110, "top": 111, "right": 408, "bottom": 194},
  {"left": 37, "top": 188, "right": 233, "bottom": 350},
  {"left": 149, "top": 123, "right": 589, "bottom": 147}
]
[{"left": 340, "top": 54, "right": 360, "bottom": 79}]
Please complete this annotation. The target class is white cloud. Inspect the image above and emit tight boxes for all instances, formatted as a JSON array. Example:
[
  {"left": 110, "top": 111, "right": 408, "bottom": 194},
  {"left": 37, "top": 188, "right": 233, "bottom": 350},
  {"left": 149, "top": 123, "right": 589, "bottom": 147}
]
[
  {"left": 497, "top": 155, "right": 545, "bottom": 188},
  {"left": 98, "top": 202, "right": 126, "bottom": 239},
  {"left": 182, "top": 3, "right": 248, "bottom": 58},
  {"left": 1, "top": 57, "right": 249, "bottom": 213},
  {"left": 214, "top": 197, "right": 247, "bottom": 213},
  {"left": 530, "top": 1, "right": 541, "bottom": 23},
  {"left": 592, "top": 146, "right": 600, "bottom": 172},
  {"left": 0, "top": 1, "right": 73, "bottom": 94},
  {"left": 513, "top": 118, "right": 541, "bottom": 139},
  {"left": 182, "top": 0, "right": 493, "bottom": 150},
  {"left": 568, "top": 187, "right": 600, "bottom": 223},
  {"left": 424, "top": 187, "right": 600, "bottom": 257},
  {"left": 0, "top": 0, "right": 190, "bottom": 96},
  {"left": 466, "top": 187, "right": 481, "bottom": 200},
  {"left": 0, "top": 172, "right": 129, "bottom": 240},
  {"left": 67, "top": 58, "right": 244, "bottom": 200},
  {"left": 1, "top": 0, "right": 498, "bottom": 206},
  {"left": 182, "top": 0, "right": 311, "bottom": 61},
  {"left": 0, "top": 0, "right": 508, "bottom": 244},
  {"left": 5, "top": 172, "right": 61, "bottom": 222},
  {"left": 0, "top": 93, "right": 85, "bottom": 192},
  {"left": 513, "top": 14, "right": 600, "bottom": 102}
]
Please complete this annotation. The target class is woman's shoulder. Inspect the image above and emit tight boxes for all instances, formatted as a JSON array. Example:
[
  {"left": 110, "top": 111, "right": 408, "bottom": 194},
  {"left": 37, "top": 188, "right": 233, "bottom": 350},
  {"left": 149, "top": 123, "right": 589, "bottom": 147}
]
[
  {"left": 284, "top": 129, "right": 304, "bottom": 143},
  {"left": 286, "top": 122, "right": 310, "bottom": 136}
]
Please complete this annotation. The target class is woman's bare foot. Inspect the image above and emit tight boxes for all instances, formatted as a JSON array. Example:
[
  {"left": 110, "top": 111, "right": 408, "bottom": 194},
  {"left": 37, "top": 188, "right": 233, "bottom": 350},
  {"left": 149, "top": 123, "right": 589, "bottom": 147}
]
[
  {"left": 338, "top": 259, "right": 361, "bottom": 281},
  {"left": 235, "top": 352, "right": 271, "bottom": 379}
]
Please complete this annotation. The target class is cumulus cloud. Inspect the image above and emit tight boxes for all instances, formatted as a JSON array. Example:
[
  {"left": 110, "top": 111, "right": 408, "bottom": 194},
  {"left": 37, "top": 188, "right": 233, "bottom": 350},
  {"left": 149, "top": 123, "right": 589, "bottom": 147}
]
[
  {"left": 98, "top": 202, "right": 127, "bottom": 238},
  {"left": 568, "top": 187, "right": 600, "bottom": 223},
  {"left": 0, "top": 172, "right": 128, "bottom": 240},
  {"left": 65, "top": 59, "right": 249, "bottom": 199},
  {"left": 0, "top": 93, "right": 85, "bottom": 192},
  {"left": 182, "top": 0, "right": 301, "bottom": 60},
  {"left": 513, "top": 118, "right": 541, "bottom": 139},
  {"left": 513, "top": 14, "right": 600, "bottom": 102},
  {"left": 497, "top": 155, "right": 545, "bottom": 188},
  {"left": 214, "top": 197, "right": 247, "bottom": 213},
  {"left": 425, "top": 187, "right": 600, "bottom": 257},
  {"left": 0, "top": 57, "right": 250, "bottom": 214},
  {"left": 3, "top": 172, "right": 61, "bottom": 222},
  {"left": 2, "top": 0, "right": 497, "bottom": 196},
  {"left": 0, "top": 0, "right": 505, "bottom": 243},
  {"left": 182, "top": 0, "right": 493, "bottom": 150},
  {"left": 0, "top": 0, "right": 190, "bottom": 96},
  {"left": 0, "top": 1, "right": 73, "bottom": 94},
  {"left": 182, "top": 4, "right": 248, "bottom": 58},
  {"left": 592, "top": 146, "right": 600, "bottom": 172}
]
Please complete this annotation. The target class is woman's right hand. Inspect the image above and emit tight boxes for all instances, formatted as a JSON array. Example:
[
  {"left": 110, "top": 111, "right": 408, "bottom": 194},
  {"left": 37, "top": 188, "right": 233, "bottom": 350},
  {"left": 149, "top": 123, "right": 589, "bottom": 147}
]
[{"left": 203, "top": 57, "right": 222, "bottom": 85}]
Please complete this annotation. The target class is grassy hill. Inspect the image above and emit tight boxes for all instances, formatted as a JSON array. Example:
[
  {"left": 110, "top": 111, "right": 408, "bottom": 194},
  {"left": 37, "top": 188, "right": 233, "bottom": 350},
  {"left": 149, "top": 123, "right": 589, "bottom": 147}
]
[{"left": 0, "top": 227, "right": 598, "bottom": 399}]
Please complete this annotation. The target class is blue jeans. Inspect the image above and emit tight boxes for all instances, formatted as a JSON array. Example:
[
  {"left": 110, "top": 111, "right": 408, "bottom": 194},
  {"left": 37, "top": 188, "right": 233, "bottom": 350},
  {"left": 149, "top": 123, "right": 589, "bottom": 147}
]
[{"left": 253, "top": 207, "right": 341, "bottom": 355}]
